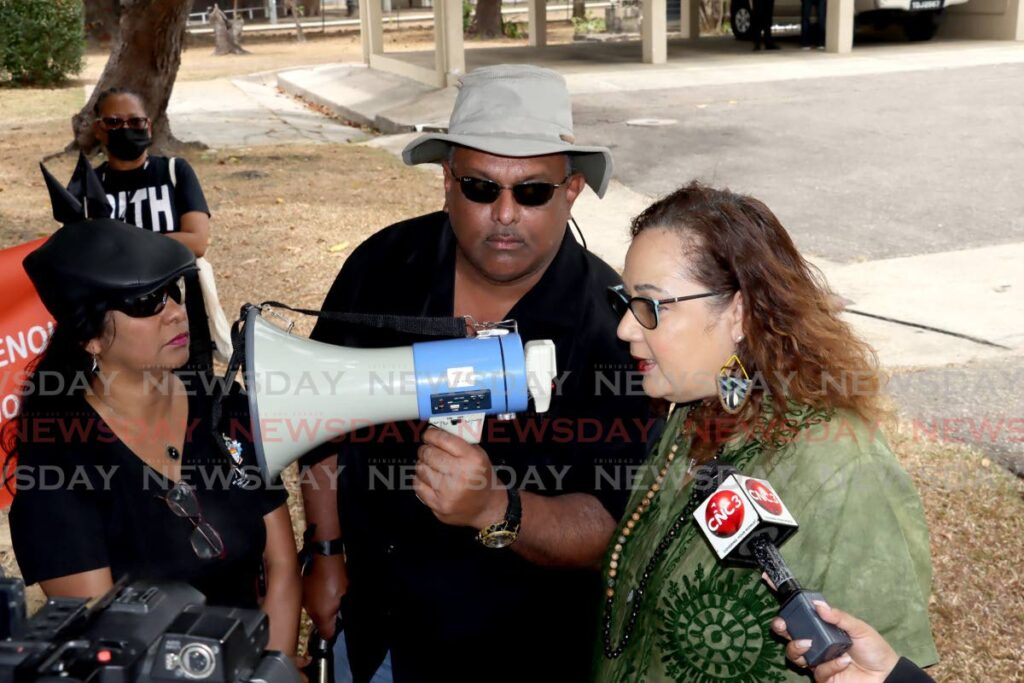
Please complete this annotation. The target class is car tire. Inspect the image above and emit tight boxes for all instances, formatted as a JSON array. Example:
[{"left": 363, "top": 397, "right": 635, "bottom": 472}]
[
  {"left": 903, "top": 10, "right": 942, "bottom": 41},
  {"left": 731, "top": 0, "right": 755, "bottom": 41}
]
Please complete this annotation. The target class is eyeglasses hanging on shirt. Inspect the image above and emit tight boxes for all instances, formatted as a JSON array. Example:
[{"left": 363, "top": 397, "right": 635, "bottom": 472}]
[{"left": 161, "top": 480, "right": 226, "bottom": 560}]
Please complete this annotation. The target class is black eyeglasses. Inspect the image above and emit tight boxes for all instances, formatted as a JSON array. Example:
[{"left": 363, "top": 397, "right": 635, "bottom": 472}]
[
  {"left": 162, "top": 481, "right": 225, "bottom": 560},
  {"left": 100, "top": 116, "right": 150, "bottom": 131},
  {"left": 455, "top": 174, "right": 571, "bottom": 207},
  {"left": 114, "top": 277, "right": 185, "bottom": 318},
  {"left": 608, "top": 284, "right": 719, "bottom": 330}
]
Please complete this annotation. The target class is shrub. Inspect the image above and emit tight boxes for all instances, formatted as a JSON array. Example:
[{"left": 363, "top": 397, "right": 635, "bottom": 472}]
[
  {"left": 571, "top": 15, "right": 606, "bottom": 35},
  {"left": 0, "top": 0, "right": 84, "bottom": 86}
]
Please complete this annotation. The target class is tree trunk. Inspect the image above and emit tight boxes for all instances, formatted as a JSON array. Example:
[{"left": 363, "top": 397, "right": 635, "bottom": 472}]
[
  {"left": 284, "top": 0, "right": 307, "bottom": 41},
  {"left": 211, "top": 4, "right": 248, "bottom": 53},
  {"left": 302, "top": 0, "right": 321, "bottom": 16},
  {"left": 700, "top": 0, "right": 729, "bottom": 33},
  {"left": 71, "top": 0, "right": 196, "bottom": 154},
  {"left": 573, "top": 0, "right": 586, "bottom": 20},
  {"left": 84, "top": 0, "right": 120, "bottom": 45},
  {"left": 470, "top": 0, "right": 502, "bottom": 37}
]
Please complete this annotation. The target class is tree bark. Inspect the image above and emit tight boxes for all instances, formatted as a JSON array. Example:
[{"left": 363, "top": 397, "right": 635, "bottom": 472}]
[
  {"left": 72, "top": 0, "right": 196, "bottom": 154},
  {"left": 470, "top": 0, "right": 503, "bottom": 37},
  {"left": 302, "top": 0, "right": 321, "bottom": 16},
  {"left": 211, "top": 4, "right": 248, "bottom": 53},
  {"left": 84, "top": 0, "right": 120, "bottom": 45}
]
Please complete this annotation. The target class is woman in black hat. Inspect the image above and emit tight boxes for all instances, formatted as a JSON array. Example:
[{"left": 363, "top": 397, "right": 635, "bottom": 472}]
[{"left": 4, "top": 219, "right": 300, "bottom": 655}]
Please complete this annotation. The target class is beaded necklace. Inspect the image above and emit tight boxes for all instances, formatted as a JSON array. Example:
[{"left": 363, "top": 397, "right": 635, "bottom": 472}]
[{"left": 602, "top": 405, "right": 721, "bottom": 659}]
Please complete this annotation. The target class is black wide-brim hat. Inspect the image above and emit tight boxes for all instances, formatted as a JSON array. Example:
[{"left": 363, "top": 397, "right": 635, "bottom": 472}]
[{"left": 24, "top": 218, "right": 197, "bottom": 325}]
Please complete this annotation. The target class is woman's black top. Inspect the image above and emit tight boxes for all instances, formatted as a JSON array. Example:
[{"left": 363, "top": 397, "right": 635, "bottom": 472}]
[{"left": 9, "top": 388, "right": 285, "bottom": 608}]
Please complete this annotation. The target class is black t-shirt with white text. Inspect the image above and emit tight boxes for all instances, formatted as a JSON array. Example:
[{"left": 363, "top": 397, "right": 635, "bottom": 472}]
[
  {"left": 95, "top": 155, "right": 214, "bottom": 371},
  {"left": 97, "top": 156, "right": 210, "bottom": 233}
]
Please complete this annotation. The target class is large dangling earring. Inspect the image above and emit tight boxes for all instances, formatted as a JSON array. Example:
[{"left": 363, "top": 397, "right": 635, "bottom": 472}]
[
  {"left": 91, "top": 354, "right": 99, "bottom": 373},
  {"left": 718, "top": 346, "right": 752, "bottom": 415}
]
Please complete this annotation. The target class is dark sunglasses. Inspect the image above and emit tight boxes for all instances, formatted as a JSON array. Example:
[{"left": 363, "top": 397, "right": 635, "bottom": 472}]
[
  {"left": 608, "top": 284, "right": 719, "bottom": 330},
  {"left": 162, "top": 480, "right": 225, "bottom": 560},
  {"left": 455, "top": 174, "right": 571, "bottom": 207},
  {"left": 114, "top": 277, "right": 185, "bottom": 318},
  {"left": 100, "top": 116, "right": 150, "bottom": 131}
]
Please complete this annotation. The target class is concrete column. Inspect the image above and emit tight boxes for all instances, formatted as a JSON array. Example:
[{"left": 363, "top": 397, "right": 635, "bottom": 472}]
[
  {"left": 688, "top": 0, "right": 701, "bottom": 39},
  {"left": 268, "top": 0, "right": 278, "bottom": 24},
  {"left": 529, "top": 0, "right": 548, "bottom": 47},
  {"left": 825, "top": 0, "right": 854, "bottom": 53},
  {"left": 435, "top": 0, "right": 466, "bottom": 86},
  {"left": 359, "top": 0, "right": 372, "bottom": 61},
  {"left": 642, "top": 0, "right": 667, "bottom": 63},
  {"left": 365, "top": 0, "right": 385, "bottom": 57}
]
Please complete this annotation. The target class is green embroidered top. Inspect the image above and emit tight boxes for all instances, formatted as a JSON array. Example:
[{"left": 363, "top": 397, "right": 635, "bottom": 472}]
[{"left": 594, "top": 404, "right": 938, "bottom": 682}]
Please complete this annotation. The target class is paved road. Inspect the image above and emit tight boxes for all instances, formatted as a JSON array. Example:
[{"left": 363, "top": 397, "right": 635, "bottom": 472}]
[{"left": 571, "top": 63, "right": 1024, "bottom": 264}]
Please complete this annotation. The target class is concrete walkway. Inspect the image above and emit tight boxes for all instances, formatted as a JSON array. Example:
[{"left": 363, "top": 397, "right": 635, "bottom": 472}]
[{"left": 167, "top": 71, "right": 370, "bottom": 148}]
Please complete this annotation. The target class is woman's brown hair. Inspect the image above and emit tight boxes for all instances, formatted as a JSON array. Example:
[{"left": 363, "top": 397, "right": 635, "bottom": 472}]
[{"left": 631, "top": 181, "right": 883, "bottom": 455}]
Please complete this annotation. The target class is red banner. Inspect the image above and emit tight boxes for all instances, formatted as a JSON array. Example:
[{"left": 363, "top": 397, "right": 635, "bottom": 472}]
[{"left": 0, "top": 238, "right": 54, "bottom": 509}]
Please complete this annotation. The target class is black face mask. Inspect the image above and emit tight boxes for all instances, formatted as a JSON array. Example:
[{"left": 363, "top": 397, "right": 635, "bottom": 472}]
[{"left": 105, "top": 128, "right": 152, "bottom": 161}]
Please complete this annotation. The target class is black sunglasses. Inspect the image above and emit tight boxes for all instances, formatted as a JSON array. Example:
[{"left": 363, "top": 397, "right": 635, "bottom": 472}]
[
  {"left": 608, "top": 284, "right": 719, "bottom": 330},
  {"left": 100, "top": 116, "right": 150, "bottom": 131},
  {"left": 455, "top": 174, "right": 571, "bottom": 207},
  {"left": 162, "top": 481, "right": 225, "bottom": 560},
  {"left": 114, "top": 277, "right": 185, "bottom": 318}
]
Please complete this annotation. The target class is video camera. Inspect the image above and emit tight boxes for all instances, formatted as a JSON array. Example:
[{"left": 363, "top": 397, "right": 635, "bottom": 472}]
[{"left": 0, "top": 573, "right": 299, "bottom": 683}]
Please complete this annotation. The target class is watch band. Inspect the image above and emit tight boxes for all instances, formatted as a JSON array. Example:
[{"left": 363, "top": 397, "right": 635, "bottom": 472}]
[
  {"left": 476, "top": 486, "right": 522, "bottom": 549},
  {"left": 505, "top": 486, "right": 522, "bottom": 527}
]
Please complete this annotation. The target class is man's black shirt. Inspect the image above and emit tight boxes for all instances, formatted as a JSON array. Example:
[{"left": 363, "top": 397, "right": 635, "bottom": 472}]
[{"left": 307, "top": 212, "right": 653, "bottom": 683}]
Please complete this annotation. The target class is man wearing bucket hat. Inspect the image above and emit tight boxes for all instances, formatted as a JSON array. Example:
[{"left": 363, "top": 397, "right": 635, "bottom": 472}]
[{"left": 300, "top": 65, "right": 651, "bottom": 683}]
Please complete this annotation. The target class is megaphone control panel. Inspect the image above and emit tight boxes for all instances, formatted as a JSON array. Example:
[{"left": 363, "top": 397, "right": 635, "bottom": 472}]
[{"left": 411, "top": 334, "right": 556, "bottom": 443}]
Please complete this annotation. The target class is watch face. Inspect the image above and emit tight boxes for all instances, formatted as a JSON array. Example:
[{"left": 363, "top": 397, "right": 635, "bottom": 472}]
[{"left": 481, "top": 530, "right": 518, "bottom": 549}]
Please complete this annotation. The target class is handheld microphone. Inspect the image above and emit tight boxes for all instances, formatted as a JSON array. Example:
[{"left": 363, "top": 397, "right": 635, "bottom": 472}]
[{"left": 691, "top": 462, "right": 852, "bottom": 666}]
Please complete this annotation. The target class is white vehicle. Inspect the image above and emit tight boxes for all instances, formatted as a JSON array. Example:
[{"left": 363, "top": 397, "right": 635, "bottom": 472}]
[{"left": 729, "top": 0, "right": 966, "bottom": 42}]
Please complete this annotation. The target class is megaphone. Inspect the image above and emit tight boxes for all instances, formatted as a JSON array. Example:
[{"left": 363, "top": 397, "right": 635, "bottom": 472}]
[{"left": 241, "top": 306, "right": 557, "bottom": 481}]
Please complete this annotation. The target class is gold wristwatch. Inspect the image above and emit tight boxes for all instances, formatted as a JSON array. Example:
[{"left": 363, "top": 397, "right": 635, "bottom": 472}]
[{"left": 476, "top": 486, "right": 522, "bottom": 549}]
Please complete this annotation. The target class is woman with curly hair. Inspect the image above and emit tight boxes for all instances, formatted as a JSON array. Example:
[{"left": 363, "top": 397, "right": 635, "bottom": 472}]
[{"left": 595, "top": 182, "right": 937, "bottom": 682}]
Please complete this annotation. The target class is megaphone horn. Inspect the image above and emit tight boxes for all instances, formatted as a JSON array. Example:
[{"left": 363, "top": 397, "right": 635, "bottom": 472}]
[{"left": 242, "top": 306, "right": 557, "bottom": 481}]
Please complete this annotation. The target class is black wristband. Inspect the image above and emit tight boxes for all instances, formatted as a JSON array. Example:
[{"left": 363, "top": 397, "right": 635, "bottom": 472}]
[
  {"left": 309, "top": 538, "right": 345, "bottom": 556},
  {"left": 299, "top": 524, "right": 345, "bottom": 576}
]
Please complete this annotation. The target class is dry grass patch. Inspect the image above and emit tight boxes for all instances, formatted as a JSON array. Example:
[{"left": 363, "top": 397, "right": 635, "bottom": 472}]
[{"left": 888, "top": 419, "right": 1024, "bottom": 681}]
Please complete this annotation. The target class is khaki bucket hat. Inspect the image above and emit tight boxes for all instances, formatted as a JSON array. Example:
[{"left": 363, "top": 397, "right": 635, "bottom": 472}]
[{"left": 402, "top": 64, "right": 613, "bottom": 198}]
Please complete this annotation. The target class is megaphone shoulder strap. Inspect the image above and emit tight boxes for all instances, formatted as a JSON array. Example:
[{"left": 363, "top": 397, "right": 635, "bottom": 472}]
[{"left": 257, "top": 300, "right": 468, "bottom": 338}]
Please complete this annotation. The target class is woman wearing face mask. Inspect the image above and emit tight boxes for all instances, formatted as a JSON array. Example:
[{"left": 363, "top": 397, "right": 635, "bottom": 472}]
[
  {"left": 594, "top": 182, "right": 937, "bottom": 682},
  {"left": 91, "top": 87, "right": 215, "bottom": 375},
  {"left": 5, "top": 219, "right": 300, "bottom": 655}
]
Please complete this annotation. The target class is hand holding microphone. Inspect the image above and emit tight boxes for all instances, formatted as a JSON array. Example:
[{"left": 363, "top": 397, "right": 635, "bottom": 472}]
[{"left": 691, "top": 461, "right": 853, "bottom": 667}]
